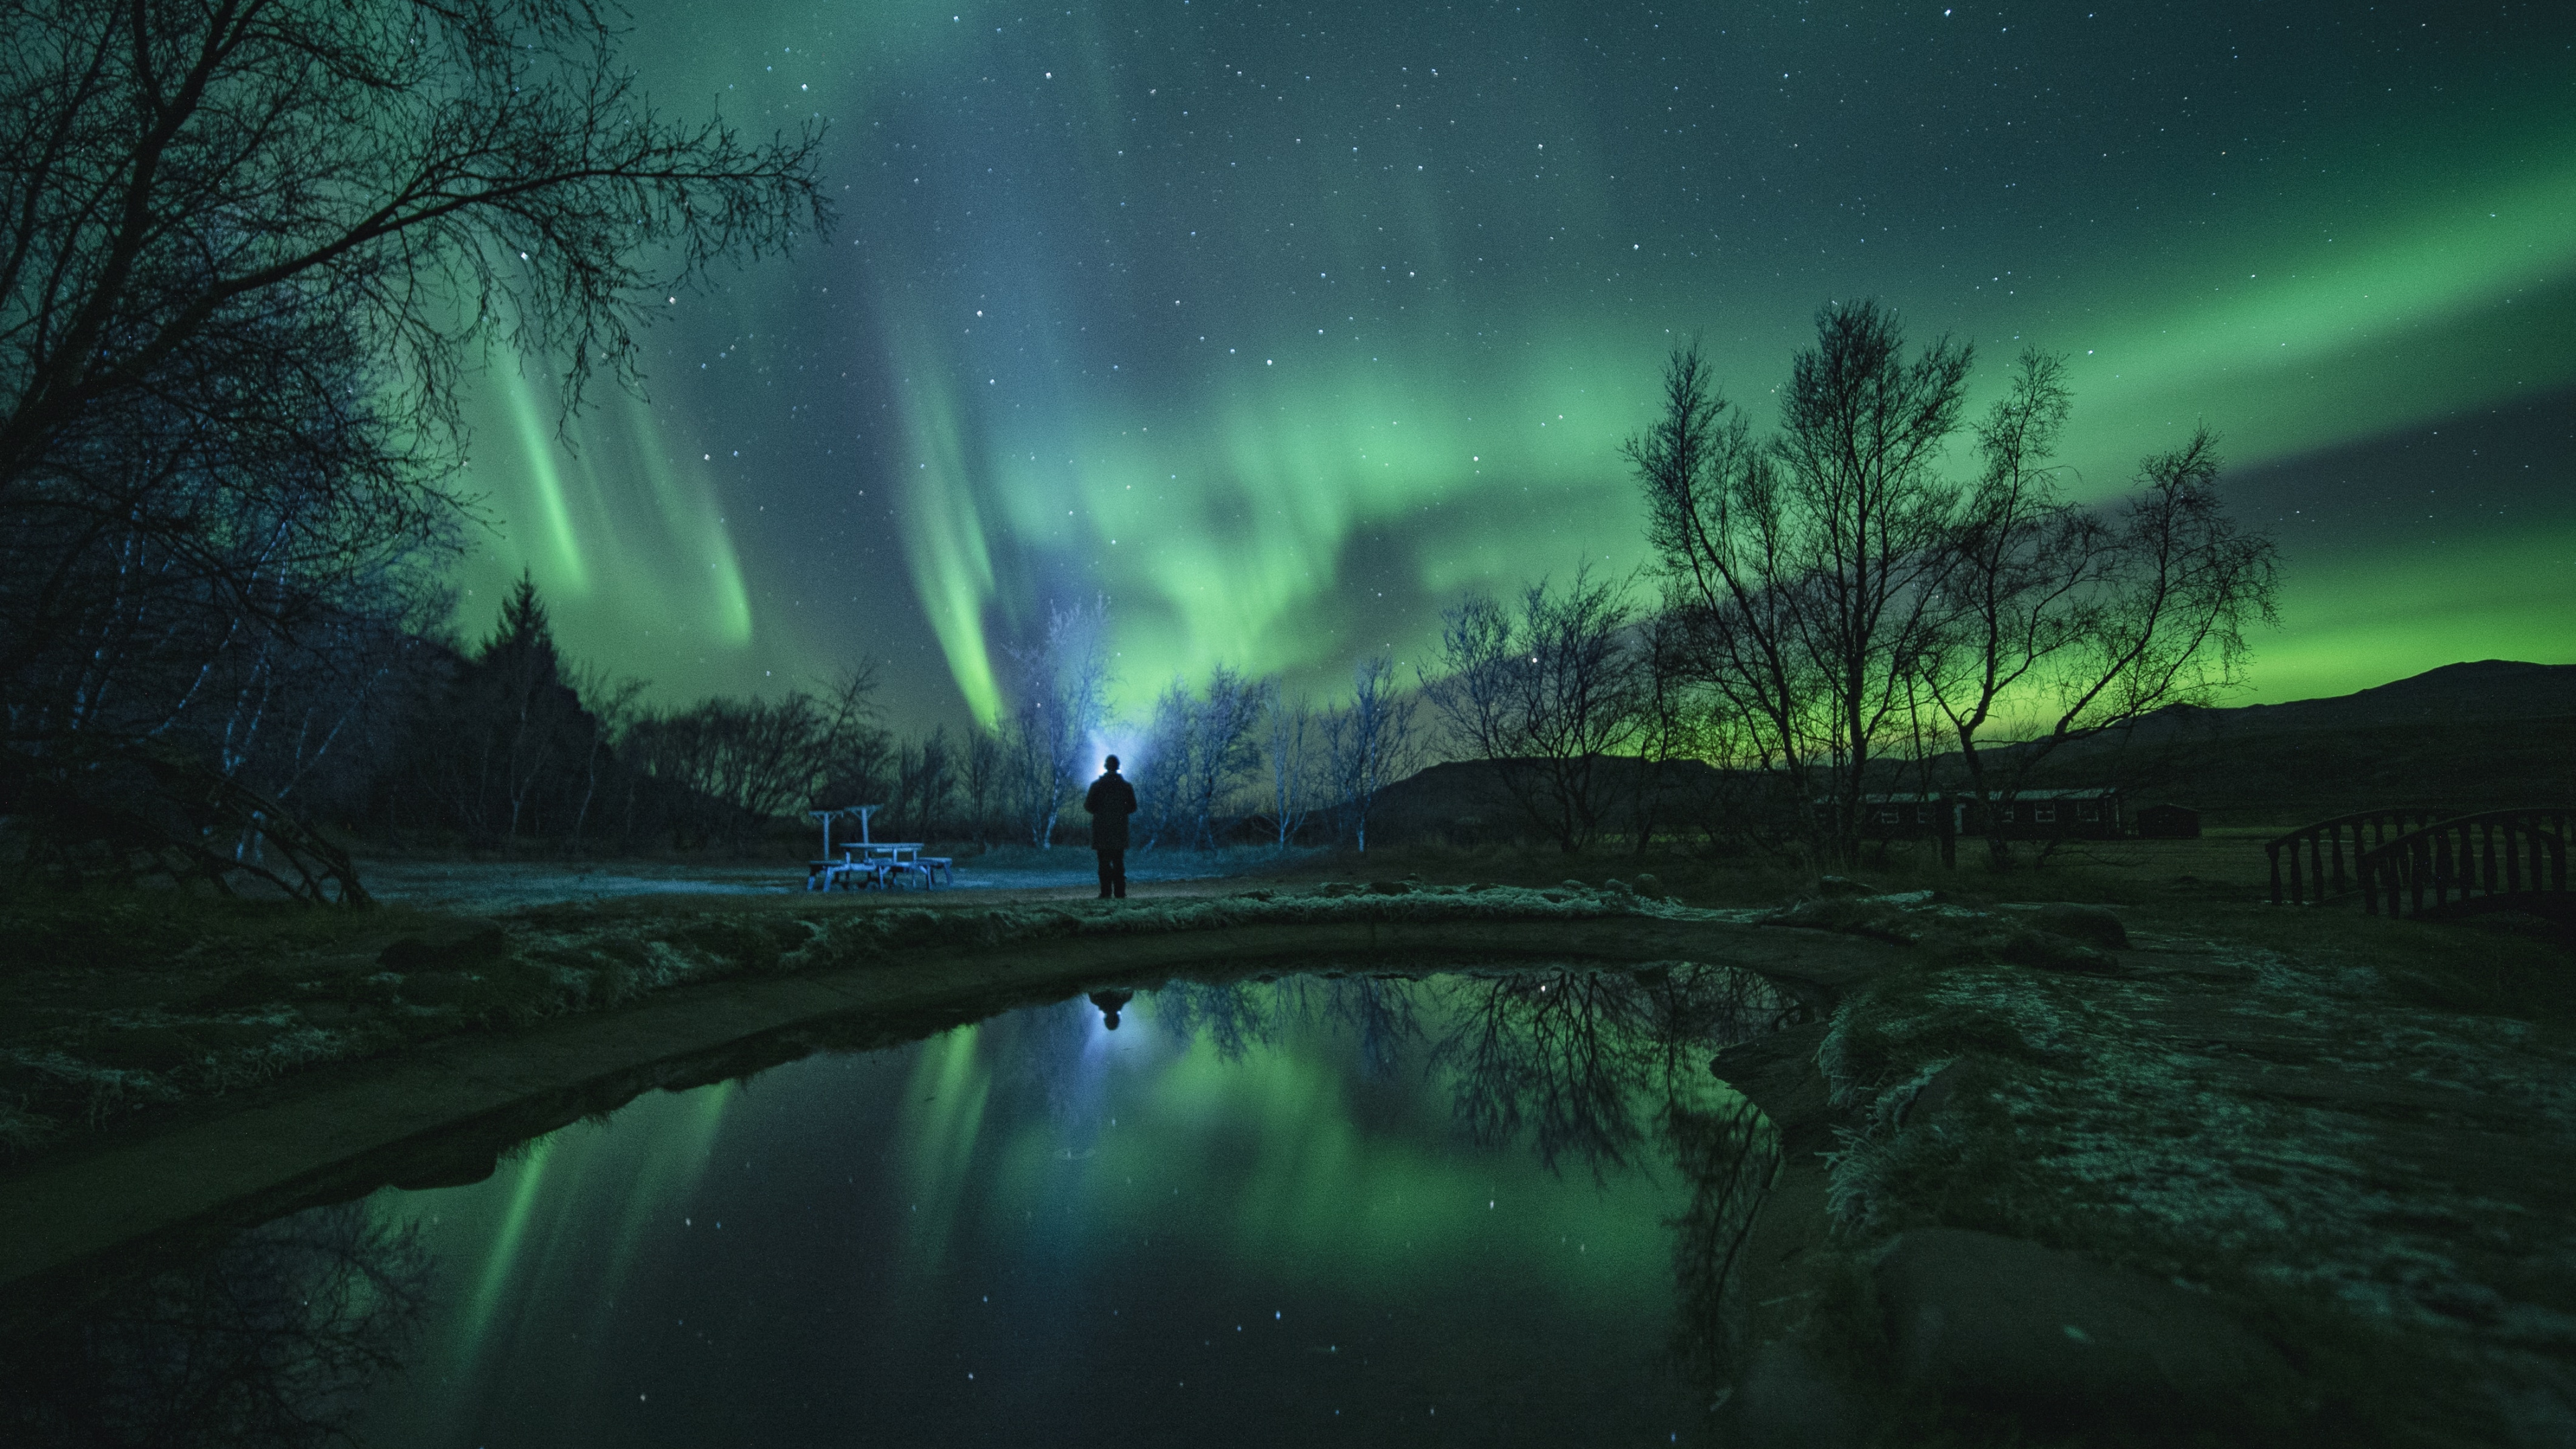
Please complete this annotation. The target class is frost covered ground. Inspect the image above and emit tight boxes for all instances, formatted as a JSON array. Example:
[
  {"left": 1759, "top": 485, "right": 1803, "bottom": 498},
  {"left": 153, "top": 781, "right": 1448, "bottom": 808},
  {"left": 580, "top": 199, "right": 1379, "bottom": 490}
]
[
  {"left": 0, "top": 875, "right": 1746, "bottom": 1161},
  {"left": 355, "top": 845, "right": 1304, "bottom": 910},
  {"left": 1792, "top": 888, "right": 2576, "bottom": 1444}
]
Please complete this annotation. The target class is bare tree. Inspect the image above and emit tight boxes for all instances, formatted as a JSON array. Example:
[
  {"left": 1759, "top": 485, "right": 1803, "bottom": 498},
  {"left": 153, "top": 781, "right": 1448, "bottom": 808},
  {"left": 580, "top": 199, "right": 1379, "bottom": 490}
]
[
  {"left": 958, "top": 726, "right": 1004, "bottom": 847},
  {"left": 1914, "top": 351, "right": 2108, "bottom": 865},
  {"left": 1627, "top": 345, "right": 1827, "bottom": 812},
  {"left": 0, "top": 0, "right": 825, "bottom": 496},
  {"left": 1325, "top": 655, "right": 1419, "bottom": 853},
  {"left": 1127, "top": 664, "right": 1258, "bottom": 850},
  {"left": 625, "top": 663, "right": 881, "bottom": 849},
  {"left": 888, "top": 725, "right": 957, "bottom": 842},
  {"left": 1425, "top": 564, "right": 1647, "bottom": 853},
  {"left": 1629, "top": 305, "right": 1971, "bottom": 863},
  {"left": 1961, "top": 430, "right": 2279, "bottom": 833},
  {"left": 566, "top": 664, "right": 647, "bottom": 853},
  {"left": 1130, "top": 676, "right": 1195, "bottom": 850},
  {"left": 1173, "top": 664, "right": 1263, "bottom": 850},
  {"left": 0, "top": 0, "right": 824, "bottom": 884},
  {"left": 1260, "top": 682, "right": 1316, "bottom": 850},
  {"left": 1002, "top": 596, "right": 1113, "bottom": 847}
]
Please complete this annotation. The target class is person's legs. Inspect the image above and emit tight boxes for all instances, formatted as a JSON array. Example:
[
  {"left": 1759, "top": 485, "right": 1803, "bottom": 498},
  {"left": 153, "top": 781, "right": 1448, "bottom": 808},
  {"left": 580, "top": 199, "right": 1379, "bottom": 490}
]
[
  {"left": 1108, "top": 848, "right": 1127, "bottom": 898},
  {"left": 1097, "top": 849, "right": 1114, "bottom": 899}
]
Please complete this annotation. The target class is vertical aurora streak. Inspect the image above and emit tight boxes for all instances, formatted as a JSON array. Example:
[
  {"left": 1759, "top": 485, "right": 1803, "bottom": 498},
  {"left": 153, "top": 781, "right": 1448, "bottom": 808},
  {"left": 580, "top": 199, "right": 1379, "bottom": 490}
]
[{"left": 441, "top": 0, "right": 2572, "bottom": 722}]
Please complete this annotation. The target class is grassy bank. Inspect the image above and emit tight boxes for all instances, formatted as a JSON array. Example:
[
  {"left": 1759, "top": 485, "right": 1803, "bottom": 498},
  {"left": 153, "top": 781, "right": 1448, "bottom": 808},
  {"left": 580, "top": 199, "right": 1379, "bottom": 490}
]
[{"left": 5, "top": 836, "right": 2569, "bottom": 1443}]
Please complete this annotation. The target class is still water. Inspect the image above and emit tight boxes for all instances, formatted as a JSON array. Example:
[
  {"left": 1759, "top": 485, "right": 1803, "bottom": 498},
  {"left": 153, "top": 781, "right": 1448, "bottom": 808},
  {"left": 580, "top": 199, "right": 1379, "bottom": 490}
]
[{"left": 10, "top": 965, "right": 1792, "bottom": 1447}]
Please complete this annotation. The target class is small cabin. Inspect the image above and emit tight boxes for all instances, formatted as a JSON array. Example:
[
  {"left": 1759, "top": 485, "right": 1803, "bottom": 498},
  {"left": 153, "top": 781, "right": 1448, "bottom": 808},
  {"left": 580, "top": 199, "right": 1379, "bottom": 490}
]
[{"left": 2133, "top": 802, "right": 2202, "bottom": 839}]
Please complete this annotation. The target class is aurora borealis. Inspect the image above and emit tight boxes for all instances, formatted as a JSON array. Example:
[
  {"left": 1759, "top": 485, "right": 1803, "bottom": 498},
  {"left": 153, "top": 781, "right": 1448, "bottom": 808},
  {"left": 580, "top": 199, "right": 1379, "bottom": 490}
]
[{"left": 449, "top": 1, "right": 2576, "bottom": 725}]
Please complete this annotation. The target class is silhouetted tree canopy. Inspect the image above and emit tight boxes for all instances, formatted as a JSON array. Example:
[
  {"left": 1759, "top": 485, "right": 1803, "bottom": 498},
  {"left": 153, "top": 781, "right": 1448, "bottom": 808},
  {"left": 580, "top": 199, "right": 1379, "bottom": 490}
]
[{"left": 0, "top": 0, "right": 826, "bottom": 890}]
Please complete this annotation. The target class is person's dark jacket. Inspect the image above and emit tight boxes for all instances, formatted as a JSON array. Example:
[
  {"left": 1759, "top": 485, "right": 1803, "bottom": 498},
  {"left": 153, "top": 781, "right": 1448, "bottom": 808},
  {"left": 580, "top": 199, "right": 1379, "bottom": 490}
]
[{"left": 1084, "top": 771, "right": 1138, "bottom": 849}]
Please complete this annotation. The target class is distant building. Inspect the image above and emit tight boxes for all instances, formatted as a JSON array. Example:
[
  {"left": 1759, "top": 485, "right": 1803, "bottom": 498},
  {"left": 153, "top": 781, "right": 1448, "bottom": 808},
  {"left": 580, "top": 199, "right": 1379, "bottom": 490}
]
[
  {"left": 2133, "top": 802, "right": 2203, "bottom": 839},
  {"left": 1850, "top": 790, "right": 2125, "bottom": 841}
]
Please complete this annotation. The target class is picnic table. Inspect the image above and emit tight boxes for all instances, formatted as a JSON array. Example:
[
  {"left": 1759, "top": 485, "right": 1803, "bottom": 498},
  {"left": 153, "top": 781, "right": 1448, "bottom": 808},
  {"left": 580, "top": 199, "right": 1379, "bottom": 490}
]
[{"left": 806, "top": 806, "right": 953, "bottom": 891}]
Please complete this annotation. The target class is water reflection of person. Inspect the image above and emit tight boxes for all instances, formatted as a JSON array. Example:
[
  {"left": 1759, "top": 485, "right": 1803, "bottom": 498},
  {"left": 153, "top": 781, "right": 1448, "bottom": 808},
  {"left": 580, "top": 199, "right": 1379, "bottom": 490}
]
[{"left": 1088, "top": 989, "right": 1134, "bottom": 1029}]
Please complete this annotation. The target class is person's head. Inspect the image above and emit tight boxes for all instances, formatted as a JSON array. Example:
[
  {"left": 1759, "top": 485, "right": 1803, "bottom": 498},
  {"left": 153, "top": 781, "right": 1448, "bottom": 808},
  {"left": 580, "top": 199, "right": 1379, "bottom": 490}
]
[{"left": 1104, "top": 754, "right": 1120, "bottom": 773}]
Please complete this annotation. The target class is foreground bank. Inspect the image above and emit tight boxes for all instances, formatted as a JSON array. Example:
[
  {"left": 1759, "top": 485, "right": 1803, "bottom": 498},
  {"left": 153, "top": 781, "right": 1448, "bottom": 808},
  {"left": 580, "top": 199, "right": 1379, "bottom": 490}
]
[{"left": 4, "top": 871, "right": 2569, "bottom": 1444}]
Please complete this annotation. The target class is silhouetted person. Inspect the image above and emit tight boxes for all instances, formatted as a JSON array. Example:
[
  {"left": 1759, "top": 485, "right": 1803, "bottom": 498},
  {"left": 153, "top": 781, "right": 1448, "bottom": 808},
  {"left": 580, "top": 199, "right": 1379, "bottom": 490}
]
[
  {"left": 1089, "top": 989, "right": 1133, "bottom": 1029},
  {"left": 1085, "top": 755, "right": 1137, "bottom": 900}
]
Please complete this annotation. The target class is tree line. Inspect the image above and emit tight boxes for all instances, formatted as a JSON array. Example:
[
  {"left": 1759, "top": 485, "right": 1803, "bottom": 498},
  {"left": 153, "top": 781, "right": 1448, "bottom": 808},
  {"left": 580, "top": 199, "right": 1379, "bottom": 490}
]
[{"left": 1435, "top": 302, "right": 2277, "bottom": 866}]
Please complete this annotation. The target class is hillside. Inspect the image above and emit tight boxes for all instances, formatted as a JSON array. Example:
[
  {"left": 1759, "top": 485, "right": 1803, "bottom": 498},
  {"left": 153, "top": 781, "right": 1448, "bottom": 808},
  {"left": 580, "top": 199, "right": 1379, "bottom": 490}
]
[
  {"left": 1366, "top": 661, "right": 2576, "bottom": 843},
  {"left": 1998, "top": 660, "right": 2576, "bottom": 826}
]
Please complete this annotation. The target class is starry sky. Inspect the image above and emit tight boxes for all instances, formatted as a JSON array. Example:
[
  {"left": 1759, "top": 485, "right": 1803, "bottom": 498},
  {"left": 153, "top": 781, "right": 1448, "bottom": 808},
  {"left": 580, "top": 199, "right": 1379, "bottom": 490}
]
[{"left": 449, "top": 0, "right": 2576, "bottom": 729}]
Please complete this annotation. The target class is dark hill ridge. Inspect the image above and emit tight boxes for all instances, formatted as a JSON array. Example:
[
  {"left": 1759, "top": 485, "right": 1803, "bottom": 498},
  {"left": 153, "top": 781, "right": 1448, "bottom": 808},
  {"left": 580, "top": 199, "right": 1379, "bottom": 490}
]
[
  {"left": 2153, "top": 659, "right": 2576, "bottom": 733},
  {"left": 2015, "top": 659, "right": 2576, "bottom": 826},
  {"left": 1367, "top": 661, "right": 2575, "bottom": 842}
]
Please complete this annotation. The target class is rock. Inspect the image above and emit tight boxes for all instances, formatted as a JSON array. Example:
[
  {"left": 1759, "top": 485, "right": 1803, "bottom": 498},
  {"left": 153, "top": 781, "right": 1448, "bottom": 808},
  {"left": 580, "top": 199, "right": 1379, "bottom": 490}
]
[
  {"left": 1894, "top": 1059, "right": 1974, "bottom": 1126},
  {"left": 1768, "top": 896, "right": 1921, "bottom": 945},
  {"left": 1874, "top": 1228, "right": 2301, "bottom": 1428},
  {"left": 194, "top": 965, "right": 303, "bottom": 1010},
  {"left": 182, "top": 1020, "right": 284, "bottom": 1052},
  {"left": 1996, "top": 928, "right": 2114, "bottom": 973},
  {"left": 83, "top": 1020, "right": 284, "bottom": 1071},
  {"left": 1631, "top": 872, "right": 1665, "bottom": 898},
  {"left": 1721, "top": 1340, "right": 1875, "bottom": 1449},
  {"left": 397, "top": 971, "right": 472, "bottom": 1006},
  {"left": 378, "top": 922, "right": 508, "bottom": 972},
  {"left": 2033, "top": 903, "right": 2129, "bottom": 951},
  {"left": 87, "top": 1026, "right": 203, "bottom": 1072}
]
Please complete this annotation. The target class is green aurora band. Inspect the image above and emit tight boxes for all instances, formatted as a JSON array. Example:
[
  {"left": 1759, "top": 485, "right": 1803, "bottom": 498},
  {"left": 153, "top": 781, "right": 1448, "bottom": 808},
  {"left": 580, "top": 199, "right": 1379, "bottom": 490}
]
[{"left": 442, "top": 1, "right": 2575, "bottom": 724}]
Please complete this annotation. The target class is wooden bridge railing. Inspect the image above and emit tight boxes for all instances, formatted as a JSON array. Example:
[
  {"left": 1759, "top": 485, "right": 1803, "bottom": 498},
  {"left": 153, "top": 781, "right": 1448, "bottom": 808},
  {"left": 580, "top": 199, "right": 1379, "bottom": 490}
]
[
  {"left": 2358, "top": 809, "right": 2571, "bottom": 920},
  {"left": 2267, "top": 808, "right": 2459, "bottom": 906}
]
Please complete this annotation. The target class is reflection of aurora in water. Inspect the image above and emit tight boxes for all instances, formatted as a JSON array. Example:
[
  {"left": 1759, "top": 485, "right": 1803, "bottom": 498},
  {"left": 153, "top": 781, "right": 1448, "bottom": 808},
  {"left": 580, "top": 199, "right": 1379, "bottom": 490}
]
[
  {"left": 0, "top": 968, "right": 1784, "bottom": 1446},
  {"left": 444, "top": 2, "right": 2574, "bottom": 723}
]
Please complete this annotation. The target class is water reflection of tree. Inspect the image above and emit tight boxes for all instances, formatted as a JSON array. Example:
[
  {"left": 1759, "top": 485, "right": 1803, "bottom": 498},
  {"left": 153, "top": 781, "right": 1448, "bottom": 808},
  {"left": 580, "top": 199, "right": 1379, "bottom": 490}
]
[
  {"left": 1664, "top": 1094, "right": 1780, "bottom": 1385},
  {"left": 1146, "top": 975, "right": 1428, "bottom": 1079},
  {"left": 1432, "top": 965, "right": 1793, "bottom": 1180},
  {"left": 1, "top": 1203, "right": 431, "bottom": 1448},
  {"left": 1149, "top": 979, "right": 1279, "bottom": 1062},
  {"left": 1322, "top": 975, "right": 1426, "bottom": 1079}
]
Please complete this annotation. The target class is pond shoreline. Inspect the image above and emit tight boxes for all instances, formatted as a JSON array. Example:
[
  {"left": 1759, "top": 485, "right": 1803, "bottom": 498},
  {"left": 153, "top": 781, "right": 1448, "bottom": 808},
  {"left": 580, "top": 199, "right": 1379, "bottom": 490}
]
[
  {"left": 11, "top": 863, "right": 2571, "bottom": 1444},
  {"left": 0, "top": 890, "right": 1904, "bottom": 1324}
]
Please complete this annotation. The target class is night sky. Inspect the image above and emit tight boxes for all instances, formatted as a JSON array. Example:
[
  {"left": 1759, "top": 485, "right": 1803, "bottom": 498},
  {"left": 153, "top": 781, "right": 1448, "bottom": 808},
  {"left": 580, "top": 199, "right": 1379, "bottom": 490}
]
[{"left": 448, "top": 0, "right": 2576, "bottom": 729}]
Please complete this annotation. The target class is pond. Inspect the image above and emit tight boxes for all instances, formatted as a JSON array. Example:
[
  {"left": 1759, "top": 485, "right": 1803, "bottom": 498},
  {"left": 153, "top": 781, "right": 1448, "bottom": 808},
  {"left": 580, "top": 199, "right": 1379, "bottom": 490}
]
[{"left": 3, "top": 964, "right": 1796, "bottom": 1447}]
